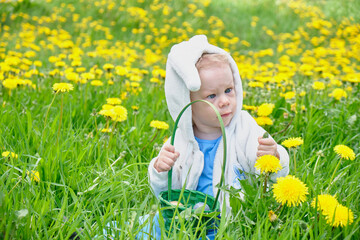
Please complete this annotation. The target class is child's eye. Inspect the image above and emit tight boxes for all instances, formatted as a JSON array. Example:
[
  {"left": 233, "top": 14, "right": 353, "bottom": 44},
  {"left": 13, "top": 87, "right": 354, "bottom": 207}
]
[
  {"left": 225, "top": 88, "right": 232, "bottom": 93},
  {"left": 207, "top": 94, "right": 216, "bottom": 99}
]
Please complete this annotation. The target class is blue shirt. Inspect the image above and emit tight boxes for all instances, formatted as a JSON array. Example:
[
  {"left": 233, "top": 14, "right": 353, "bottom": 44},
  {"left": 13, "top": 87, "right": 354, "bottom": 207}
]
[{"left": 195, "top": 136, "right": 222, "bottom": 197}]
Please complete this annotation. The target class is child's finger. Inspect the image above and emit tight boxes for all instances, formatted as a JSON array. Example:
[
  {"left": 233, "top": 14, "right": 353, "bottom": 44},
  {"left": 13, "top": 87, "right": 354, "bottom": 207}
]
[
  {"left": 257, "top": 150, "right": 277, "bottom": 157},
  {"left": 158, "top": 157, "right": 175, "bottom": 171},
  {"left": 258, "top": 144, "right": 276, "bottom": 151},
  {"left": 258, "top": 137, "right": 276, "bottom": 146},
  {"left": 157, "top": 162, "right": 171, "bottom": 171},
  {"left": 164, "top": 144, "right": 176, "bottom": 153}
]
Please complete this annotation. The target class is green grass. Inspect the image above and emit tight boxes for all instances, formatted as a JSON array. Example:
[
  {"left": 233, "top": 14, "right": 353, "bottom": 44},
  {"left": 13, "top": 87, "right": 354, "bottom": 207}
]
[{"left": 0, "top": 0, "right": 359, "bottom": 239}]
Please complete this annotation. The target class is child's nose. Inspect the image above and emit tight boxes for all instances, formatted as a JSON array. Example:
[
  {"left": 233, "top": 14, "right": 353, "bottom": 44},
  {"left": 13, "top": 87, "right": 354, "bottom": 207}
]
[{"left": 218, "top": 95, "right": 230, "bottom": 108}]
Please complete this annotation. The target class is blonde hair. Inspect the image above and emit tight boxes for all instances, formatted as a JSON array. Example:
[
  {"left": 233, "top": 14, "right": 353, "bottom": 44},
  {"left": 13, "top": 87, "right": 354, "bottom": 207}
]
[{"left": 195, "top": 53, "right": 230, "bottom": 72}]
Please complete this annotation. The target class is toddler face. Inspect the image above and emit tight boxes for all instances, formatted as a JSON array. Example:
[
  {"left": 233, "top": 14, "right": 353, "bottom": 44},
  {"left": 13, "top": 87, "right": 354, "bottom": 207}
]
[{"left": 190, "top": 64, "right": 237, "bottom": 138}]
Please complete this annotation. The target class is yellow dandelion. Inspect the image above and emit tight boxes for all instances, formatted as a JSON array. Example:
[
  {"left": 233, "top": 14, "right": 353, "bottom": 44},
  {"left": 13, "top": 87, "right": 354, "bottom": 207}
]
[
  {"left": 106, "top": 98, "right": 122, "bottom": 105},
  {"left": 255, "top": 155, "right": 282, "bottom": 174},
  {"left": 2, "top": 79, "right": 19, "bottom": 90},
  {"left": 248, "top": 81, "right": 264, "bottom": 88},
  {"left": 243, "top": 105, "right": 257, "bottom": 111},
  {"left": 254, "top": 116, "right": 273, "bottom": 126},
  {"left": 52, "top": 83, "right": 74, "bottom": 93},
  {"left": 281, "top": 91, "right": 296, "bottom": 100},
  {"left": 329, "top": 88, "right": 347, "bottom": 100},
  {"left": 334, "top": 145, "right": 355, "bottom": 160},
  {"left": 90, "top": 80, "right": 104, "bottom": 86},
  {"left": 101, "top": 104, "right": 114, "bottom": 110},
  {"left": 100, "top": 128, "right": 112, "bottom": 133},
  {"left": 326, "top": 204, "right": 354, "bottom": 227},
  {"left": 150, "top": 120, "right": 169, "bottom": 130},
  {"left": 311, "top": 194, "right": 338, "bottom": 216},
  {"left": 312, "top": 81, "right": 325, "bottom": 90},
  {"left": 257, "top": 103, "right": 275, "bottom": 117},
  {"left": 111, "top": 106, "right": 128, "bottom": 122},
  {"left": 98, "top": 109, "right": 114, "bottom": 118},
  {"left": 272, "top": 175, "right": 308, "bottom": 207},
  {"left": 2, "top": 151, "right": 18, "bottom": 159},
  {"left": 103, "top": 63, "right": 114, "bottom": 71},
  {"left": 132, "top": 106, "right": 139, "bottom": 111},
  {"left": 268, "top": 210, "right": 278, "bottom": 222},
  {"left": 27, "top": 170, "right": 40, "bottom": 183},
  {"left": 281, "top": 137, "right": 303, "bottom": 148},
  {"left": 55, "top": 61, "right": 66, "bottom": 67}
]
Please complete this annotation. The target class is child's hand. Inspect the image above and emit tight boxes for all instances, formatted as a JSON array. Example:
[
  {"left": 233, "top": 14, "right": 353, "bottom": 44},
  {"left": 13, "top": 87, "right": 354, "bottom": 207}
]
[
  {"left": 154, "top": 144, "right": 180, "bottom": 172},
  {"left": 257, "top": 136, "right": 280, "bottom": 159}
]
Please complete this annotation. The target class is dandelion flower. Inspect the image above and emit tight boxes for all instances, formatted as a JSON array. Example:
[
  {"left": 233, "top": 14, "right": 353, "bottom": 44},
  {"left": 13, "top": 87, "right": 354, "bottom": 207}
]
[
  {"left": 101, "top": 104, "right": 114, "bottom": 110},
  {"left": 268, "top": 210, "right": 277, "bottom": 222},
  {"left": 52, "top": 83, "right": 74, "bottom": 93},
  {"left": 329, "top": 88, "right": 347, "bottom": 100},
  {"left": 243, "top": 105, "right": 257, "bottom": 111},
  {"left": 100, "top": 128, "right": 112, "bottom": 133},
  {"left": 272, "top": 175, "right": 308, "bottom": 207},
  {"left": 2, "top": 79, "right": 19, "bottom": 90},
  {"left": 257, "top": 103, "right": 275, "bottom": 117},
  {"left": 103, "top": 63, "right": 114, "bottom": 71},
  {"left": 150, "top": 120, "right": 169, "bottom": 130},
  {"left": 281, "top": 91, "right": 296, "bottom": 100},
  {"left": 98, "top": 109, "right": 114, "bottom": 118},
  {"left": 111, "top": 106, "right": 128, "bottom": 122},
  {"left": 255, "top": 155, "right": 282, "bottom": 173},
  {"left": 311, "top": 194, "right": 338, "bottom": 215},
  {"left": 106, "top": 98, "right": 122, "bottom": 105},
  {"left": 326, "top": 204, "right": 354, "bottom": 227},
  {"left": 281, "top": 137, "right": 303, "bottom": 148},
  {"left": 248, "top": 81, "right": 264, "bottom": 88},
  {"left": 132, "top": 106, "right": 139, "bottom": 111},
  {"left": 254, "top": 116, "right": 273, "bottom": 126},
  {"left": 312, "top": 81, "right": 325, "bottom": 90},
  {"left": 2, "top": 151, "right": 18, "bottom": 159},
  {"left": 90, "top": 80, "right": 104, "bottom": 86},
  {"left": 27, "top": 170, "right": 40, "bottom": 183},
  {"left": 334, "top": 145, "right": 355, "bottom": 160}
]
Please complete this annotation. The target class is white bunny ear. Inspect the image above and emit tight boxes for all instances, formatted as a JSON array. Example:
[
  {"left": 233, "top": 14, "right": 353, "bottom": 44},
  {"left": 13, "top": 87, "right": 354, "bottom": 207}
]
[{"left": 167, "top": 35, "right": 209, "bottom": 91}]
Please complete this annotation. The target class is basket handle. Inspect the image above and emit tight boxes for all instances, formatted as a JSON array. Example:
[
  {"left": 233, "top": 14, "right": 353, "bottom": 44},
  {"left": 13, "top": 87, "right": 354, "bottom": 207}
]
[{"left": 168, "top": 100, "right": 227, "bottom": 210}]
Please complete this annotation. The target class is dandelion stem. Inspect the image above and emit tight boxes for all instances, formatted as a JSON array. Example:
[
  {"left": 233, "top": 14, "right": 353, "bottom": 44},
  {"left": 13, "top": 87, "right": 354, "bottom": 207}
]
[
  {"left": 141, "top": 129, "right": 159, "bottom": 151},
  {"left": 56, "top": 94, "right": 63, "bottom": 145},
  {"left": 293, "top": 148, "right": 297, "bottom": 175},
  {"left": 313, "top": 155, "right": 321, "bottom": 175},
  {"left": 94, "top": 112, "right": 98, "bottom": 136},
  {"left": 263, "top": 173, "right": 268, "bottom": 194},
  {"left": 8, "top": 177, "right": 22, "bottom": 195},
  {"left": 44, "top": 92, "right": 58, "bottom": 129},
  {"left": 108, "top": 121, "right": 117, "bottom": 149},
  {"left": 275, "top": 204, "right": 283, "bottom": 214},
  {"left": 329, "top": 157, "right": 342, "bottom": 186}
]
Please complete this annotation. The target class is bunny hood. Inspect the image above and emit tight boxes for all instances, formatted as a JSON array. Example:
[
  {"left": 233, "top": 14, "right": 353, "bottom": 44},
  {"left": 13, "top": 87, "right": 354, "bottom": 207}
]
[{"left": 164, "top": 35, "right": 243, "bottom": 142}]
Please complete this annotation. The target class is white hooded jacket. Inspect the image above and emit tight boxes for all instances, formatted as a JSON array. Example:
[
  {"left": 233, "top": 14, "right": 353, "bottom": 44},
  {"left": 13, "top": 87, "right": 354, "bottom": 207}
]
[{"left": 148, "top": 35, "right": 289, "bottom": 213}]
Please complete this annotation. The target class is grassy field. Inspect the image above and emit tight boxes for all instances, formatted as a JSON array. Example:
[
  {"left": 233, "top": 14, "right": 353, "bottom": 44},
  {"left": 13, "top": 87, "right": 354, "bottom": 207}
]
[{"left": 0, "top": 0, "right": 359, "bottom": 239}]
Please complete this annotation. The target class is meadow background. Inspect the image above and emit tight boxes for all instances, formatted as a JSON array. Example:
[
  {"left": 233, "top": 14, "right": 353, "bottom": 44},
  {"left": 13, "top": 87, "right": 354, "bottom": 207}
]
[{"left": 0, "top": 0, "right": 359, "bottom": 239}]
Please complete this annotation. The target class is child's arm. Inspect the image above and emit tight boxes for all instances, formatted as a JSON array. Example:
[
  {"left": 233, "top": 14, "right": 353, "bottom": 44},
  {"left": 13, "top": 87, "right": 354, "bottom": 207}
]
[{"left": 148, "top": 142, "right": 181, "bottom": 197}]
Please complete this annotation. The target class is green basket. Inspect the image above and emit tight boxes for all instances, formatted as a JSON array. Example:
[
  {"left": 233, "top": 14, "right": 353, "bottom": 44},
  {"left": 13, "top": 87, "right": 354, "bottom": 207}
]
[{"left": 158, "top": 100, "right": 227, "bottom": 236}]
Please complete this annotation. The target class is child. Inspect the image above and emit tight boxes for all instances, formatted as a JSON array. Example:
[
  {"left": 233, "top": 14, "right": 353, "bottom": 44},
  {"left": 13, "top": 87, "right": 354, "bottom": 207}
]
[
  {"left": 147, "top": 35, "right": 289, "bottom": 237},
  {"left": 102, "top": 35, "right": 289, "bottom": 240}
]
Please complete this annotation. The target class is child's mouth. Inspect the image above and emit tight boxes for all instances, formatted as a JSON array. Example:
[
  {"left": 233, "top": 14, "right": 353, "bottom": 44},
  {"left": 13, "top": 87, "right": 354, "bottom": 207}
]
[{"left": 221, "top": 113, "right": 231, "bottom": 118}]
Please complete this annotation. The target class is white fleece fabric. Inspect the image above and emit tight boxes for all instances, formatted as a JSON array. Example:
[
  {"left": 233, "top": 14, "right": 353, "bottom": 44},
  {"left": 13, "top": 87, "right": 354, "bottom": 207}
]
[{"left": 148, "top": 35, "right": 289, "bottom": 213}]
